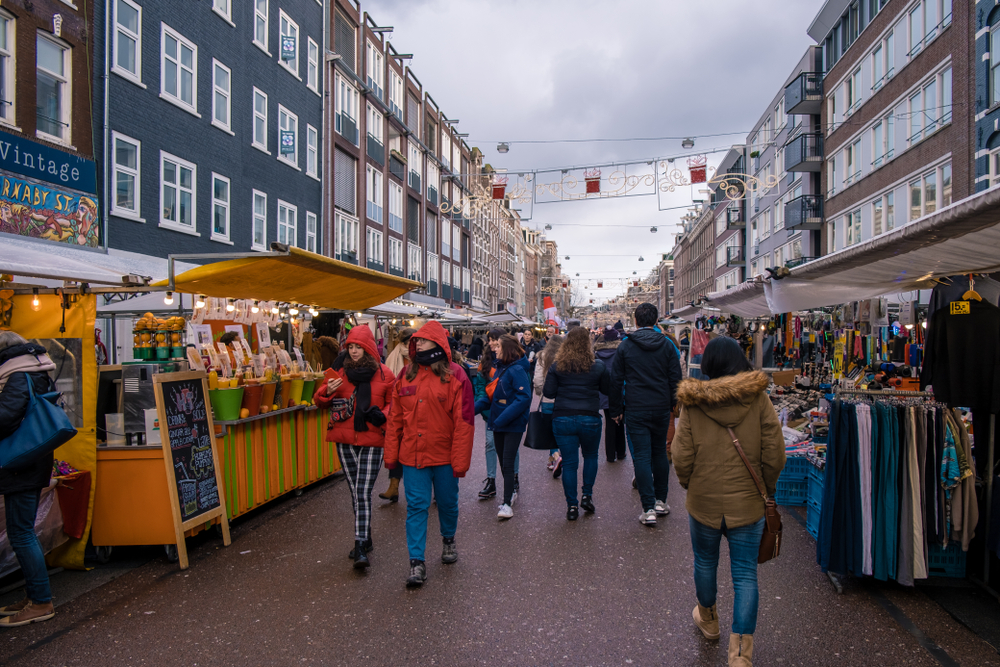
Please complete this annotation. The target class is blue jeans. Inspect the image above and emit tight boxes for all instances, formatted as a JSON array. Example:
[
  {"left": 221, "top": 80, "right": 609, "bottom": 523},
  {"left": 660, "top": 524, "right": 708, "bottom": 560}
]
[
  {"left": 625, "top": 410, "right": 671, "bottom": 511},
  {"left": 689, "top": 515, "right": 765, "bottom": 635},
  {"left": 4, "top": 490, "right": 51, "bottom": 603},
  {"left": 553, "top": 415, "right": 603, "bottom": 507},
  {"left": 402, "top": 465, "right": 459, "bottom": 562},
  {"left": 485, "top": 428, "right": 519, "bottom": 479}
]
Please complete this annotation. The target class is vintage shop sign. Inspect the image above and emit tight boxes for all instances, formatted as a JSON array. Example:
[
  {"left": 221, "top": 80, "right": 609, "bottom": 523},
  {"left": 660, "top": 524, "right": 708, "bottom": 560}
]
[
  {"left": 0, "top": 128, "right": 97, "bottom": 193},
  {"left": 0, "top": 172, "right": 100, "bottom": 247}
]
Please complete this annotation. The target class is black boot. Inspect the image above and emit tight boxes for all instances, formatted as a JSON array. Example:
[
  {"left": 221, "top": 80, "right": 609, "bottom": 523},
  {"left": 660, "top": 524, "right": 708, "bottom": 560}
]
[
  {"left": 478, "top": 478, "right": 496, "bottom": 500},
  {"left": 580, "top": 495, "right": 596, "bottom": 513},
  {"left": 348, "top": 537, "right": 373, "bottom": 559},
  {"left": 352, "top": 540, "right": 370, "bottom": 570},
  {"left": 567, "top": 506, "right": 579, "bottom": 521}
]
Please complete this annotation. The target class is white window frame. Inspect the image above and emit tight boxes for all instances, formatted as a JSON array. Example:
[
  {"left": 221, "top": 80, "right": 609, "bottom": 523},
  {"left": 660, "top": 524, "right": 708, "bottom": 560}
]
[
  {"left": 159, "top": 150, "right": 197, "bottom": 235},
  {"left": 990, "top": 148, "right": 1000, "bottom": 188},
  {"left": 0, "top": 12, "right": 12, "bottom": 126},
  {"left": 277, "top": 104, "right": 299, "bottom": 169},
  {"left": 335, "top": 211, "right": 360, "bottom": 262},
  {"left": 252, "top": 87, "right": 268, "bottom": 153},
  {"left": 388, "top": 237, "right": 403, "bottom": 272},
  {"left": 211, "top": 59, "right": 232, "bottom": 134},
  {"left": 278, "top": 10, "right": 299, "bottom": 79},
  {"left": 992, "top": 24, "right": 1000, "bottom": 107},
  {"left": 367, "top": 103, "right": 383, "bottom": 143},
  {"left": 845, "top": 68, "right": 861, "bottom": 116},
  {"left": 452, "top": 223, "right": 461, "bottom": 262},
  {"left": 111, "top": 131, "right": 142, "bottom": 221},
  {"left": 846, "top": 208, "right": 862, "bottom": 246},
  {"left": 366, "top": 226, "right": 384, "bottom": 267},
  {"left": 159, "top": 23, "right": 198, "bottom": 117},
  {"left": 388, "top": 181, "right": 403, "bottom": 233},
  {"left": 388, "top": 69, "right": 404, "bottom": 117},
  {"left": 872, "top": 197, "right": 883, "bottom": 236},
  {"left": 408, "top": 242, "right": 422, "bottom": 281},
  {"left": 366, "top": 40, "right": 384, "bottom": 100},
  {"left": 211, "top": 172, "right": 231, "bottom": 244},
  {"left": 254, "top": 0, "right": 269, "bottom": 55},
  {"left": 335, "top": 72, "right": 359, "bottom": 144},
  {"left": 36, "top": 34, "right": 72, "bottom": 145},
  {"left": 212, "top": 0, "right": 234, "bottom": 26},
  {"left": 307, "top": 37, "right": 319, "bottom": 94},
  {"left": 366, "top": 164, "right": 383, "bottom": 223},
  {"left": 306, "top": 211, "right": 317, "bottom": 253},
  {"left": 252, "top": 190, "right": 267, "bottom": 251},
  {"left": 306, "top": 124, "right": 318, "bottom": 178},
  {"left": 112, "top": 0, "right": 143, "bottom": 86},
  {"left": 277, "top": 199, "right": 297, "bottom": 247}
]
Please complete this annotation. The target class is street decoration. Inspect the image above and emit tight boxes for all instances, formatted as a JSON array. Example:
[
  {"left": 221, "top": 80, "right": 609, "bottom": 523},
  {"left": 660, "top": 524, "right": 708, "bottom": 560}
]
[{"left": 688, "top": 155, "right": 708, "bottom": 184}]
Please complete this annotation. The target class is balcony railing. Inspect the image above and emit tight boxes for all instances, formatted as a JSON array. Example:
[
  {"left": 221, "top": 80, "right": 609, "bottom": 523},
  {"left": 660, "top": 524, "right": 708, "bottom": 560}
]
[
  {"left": 426, "top": 280, "right": 438, "bottom": 297},
  {"left": 726, "top": 246, "right": 745, "bottom": 267},
  {"left": 389, "top": 154, "right": 406, "bottom": 181},
  {"left": 785, "top": 195, "right": 824, "bottom": 231},
  {"left": 784, "top": 256, "right": 819, "bottom": 269},
  {"left": 388, "top": 266, "right": 404, "bottom": 277},
  {"left": 785, "top": 72, "right": 823, "bottom": 116},
  {"left": 442, "top": 284, "right": 452, "bottom": 300},
  {"left": 784, "top": 133, "right": 823, "bottom": 173},
  {"left": 337, "top": 113, "right": 359, "bottom": 146},
  {"left": 366, "top": 259, "right": 385, "bottom": 272},
  {"left": 336, "top": 250, "right": 358, "bottom": 265},
  {"left": 726, "top": 206, "right": 745, "bottom": 230},
  {"left": 408, "top": 171, "right": 421, "bottom": 192},
  {"left": 367, "top": 134, "right": 384, "bottom": 165},
  {"left": 428, "top": 185, "right": 438, "bottom": 207}
]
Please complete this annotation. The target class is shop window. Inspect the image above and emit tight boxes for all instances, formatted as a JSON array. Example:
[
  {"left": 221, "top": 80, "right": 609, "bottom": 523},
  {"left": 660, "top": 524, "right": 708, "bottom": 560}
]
[
  {"left": 278, "top": 105, "right": 298, "bottom": 169},
  {"left": 211, "top": 173, "right": 230, "bottom": 243},
  {"left": 212, "top": 59, "right": 231, "bottom": 133},
  {"left": 252, "top": 88, "right": 268, "bottom": 151},
  {"left": 160, "top": 151, "right": 196, "bottom": 233},
  {"left": 37, "top": 34, "right": 71, "bottom": 143},
  {"left": 160, "top": 24, "right": 196, "bottom": 115},
  {"left": 254, "top": 0, "right": 268, "bottom": 53},
  {"left": 113, "top": 0, "right": 141, "bottom": 85},
  {"left": 112, "top": 132, "right": 141, "bottom": 220},
  {"left": 252, "top": 190, "right": 267, "bottom": 250},
  {"left": 278, "top": 200, "right": 297, "bottom": 247},
  {"left": 306, "top": 211, "right": 317, "bottom": 253},
  {"left": 278, "top": 10, "right": 298, "bottom": 78}
]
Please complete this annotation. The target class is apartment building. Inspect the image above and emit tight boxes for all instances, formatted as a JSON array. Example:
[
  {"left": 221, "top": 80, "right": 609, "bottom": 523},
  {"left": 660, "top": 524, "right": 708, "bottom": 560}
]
[
  {"left": 329, "top": 0, "right": 472, "bottom": 308},
  {"left": 711, "top": 148, "right": 747, "bottom": 293},
  {"left": 656, "top": 253, "right": 675, "bottom": 316},
  {"left": 974, "top": 1, "right": 1000, "bottom": 191},
  {"left": 522, "top": 226, "right": 542, "bottom": 319},
  {"left": 813, "top": 0, "right": 969, "bottom": 254},
  {"left": 673, "top": 205, "right": 715, "bottom": 307}
]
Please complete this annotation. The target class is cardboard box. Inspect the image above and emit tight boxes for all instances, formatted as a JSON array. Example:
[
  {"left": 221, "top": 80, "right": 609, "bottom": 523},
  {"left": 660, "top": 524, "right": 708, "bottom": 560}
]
[{"left": 771, "top": 370, "right": 797, "bottom": 386}]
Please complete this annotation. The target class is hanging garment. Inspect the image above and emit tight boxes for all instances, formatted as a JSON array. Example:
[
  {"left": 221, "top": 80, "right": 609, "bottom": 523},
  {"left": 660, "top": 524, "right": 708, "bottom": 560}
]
[
  {"left": 927, "top": 275, "right": 1000, "bottom": 318},
  {"left": 826, "top": 402, "right": 864, "bottom": 577},
  {"left": 945, "top": 408, "right": 979, "bottom": 551},
  {"left": 856, "top": 404, "right": 874, "bottom": 576},
  {"left": 912, "top": 407, "right": 928, "bottom": 580},
  {"left": 872, "top": 402, "right": 899, "bottom": 582},
  {"left": 921, "top": 299, "right": 1000, "bottom": 413},
  {"left": 896, "top": 407, "right": 916, "bottom": 587}
]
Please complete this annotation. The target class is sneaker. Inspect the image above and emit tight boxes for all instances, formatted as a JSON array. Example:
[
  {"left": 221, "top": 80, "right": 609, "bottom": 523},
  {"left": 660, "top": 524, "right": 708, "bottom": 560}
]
[
  {"left": 478, "top": 478, "right": 496, "bottom": 500},
  {"left": 0, "top": 599, "right": 29, "bottom": 617},
  {"left": 441, "top": 538, "right": 458, "bottom": 564},
  {"left": 547, "top": 455, "right": 557, "bottom": 470},
  {"left": 654, "top": 500, "right": 670, "bottom": 516},
  {"left": 553, "top": 458, "right": 563, "bottom": 479},
  {"left": 406, "top": 560, "right": 427, "bottom": 588},
  {"left": 497, "top": 503, "right": 514, "bottom": 520},
  {"left": 639, "top": 510, "right": 657, "bottom": 525},
  {"left": 0, "top": 601, "right": 55, "bottom": 627},
  {"left": 566, "top": 506, "right": 579, "bottom": 521},
  {"left": 580, "top": 495, "right": 596, "bottom": 513},
  {"left": 510, "top": 490, "right": 518, "bottom": 506}
]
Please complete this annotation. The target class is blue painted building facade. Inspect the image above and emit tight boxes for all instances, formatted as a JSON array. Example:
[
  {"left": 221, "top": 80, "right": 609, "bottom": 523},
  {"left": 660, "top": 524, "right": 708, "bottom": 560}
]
[{"left": 976, "top": 1, "right": 1000, "bottom": 192}]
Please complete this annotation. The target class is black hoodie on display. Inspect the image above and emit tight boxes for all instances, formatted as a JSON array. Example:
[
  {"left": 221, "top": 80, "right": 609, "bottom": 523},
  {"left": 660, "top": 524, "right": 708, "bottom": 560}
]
[{"left": 609, "top": 328, "right": 682, "bottom": 418}]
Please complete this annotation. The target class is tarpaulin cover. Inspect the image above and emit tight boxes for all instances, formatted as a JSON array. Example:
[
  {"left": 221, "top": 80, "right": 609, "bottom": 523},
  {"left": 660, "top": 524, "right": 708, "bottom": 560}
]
[
  {"left": 670, "top": 304, "right": 702, "bottom": 321},
  {"left": 705, "top": 281, "right": 770, "bottom": 318},
  {"left": 153, "top": 247, "right": 422, "bottom": 311}
]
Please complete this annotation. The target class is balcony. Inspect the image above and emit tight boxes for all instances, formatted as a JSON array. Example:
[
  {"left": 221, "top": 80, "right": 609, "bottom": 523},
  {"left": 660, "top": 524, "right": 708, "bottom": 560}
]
[
  {"left": 389, "top": 154, "right": 406, "bottom": 181},
  {"left": 784, "top": 133, "right": 823, "bottom": 173},
  {"left": 726, "top": 206, "right": 745, "bottom": 230},
  {"left": 784, "top": 72, "right": 823, "bottom": 116},
  {"left": 785, "top": 195, "right": 824, "bottom": 231},
  {"left": 337, "top": 113, "right": 359, "bottom": 146},
  {"left": 442, "top": 284, "right": 452, "bottom": 300},
  {"left": 463, "top": 290, "right": 470, "bottom": 304},
  {"left": 726, "top": 246, "right": 745, "bottom": 267},
  {"left": 336, "top": 250, "right": 358, "bottom": 265},
  {"left": 366, "top": 259, "right": 385, "bottom": 272},
  {"left": 367, "top": 134, "right": 385, "bottom": 165},
  {"left": 784, "top": 256, "right": 819, "bottom": 269},
  {"left": 388, "top": 266, "right": 404, "bottom": 277},
  {"left": 428, "top": 185, "right": 438, "bottom": 207},
  {"left": 427, "top": 280, "right": 438, "bottom": 297},
  {"left": 408, "top": 171, "right": 421, "bottom": 192}
]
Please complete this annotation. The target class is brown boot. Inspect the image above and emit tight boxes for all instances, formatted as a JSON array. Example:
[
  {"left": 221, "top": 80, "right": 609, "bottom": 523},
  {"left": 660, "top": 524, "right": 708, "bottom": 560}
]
[
  {"left": 728, "top": 633, "right": 753, "bottom": 667},
  {"left": 692, "top": 603, "right": 720, "bottom": 640},
  {"left": 0, "top": 601, "right": 55, "bottom": 627},
  {"left": 379, "top": 477, "right": 400, "bottom": 502},
  {"left": 0, "top": 598, "right": 29, "bottom": 617}
]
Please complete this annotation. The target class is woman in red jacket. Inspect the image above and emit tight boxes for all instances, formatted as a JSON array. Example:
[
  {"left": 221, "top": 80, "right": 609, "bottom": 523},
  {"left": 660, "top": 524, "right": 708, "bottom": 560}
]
[
  {"left": 384, "top": 321, "right": 475, "bottom": 589},
  {"left": 314, "top": 325, "right": 395, "bottom": 570}
]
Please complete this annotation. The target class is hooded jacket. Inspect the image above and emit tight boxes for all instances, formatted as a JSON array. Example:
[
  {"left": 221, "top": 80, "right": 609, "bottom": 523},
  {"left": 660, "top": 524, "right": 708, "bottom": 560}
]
[
  {"left": 313, "top": 326, "right": 395, "bottom": 448},
  {"left": 671, "top": 371, "right": 786, "bottom": 529},
  {"left": 475, "top": 354, "right": 531, "bottom": 433},
  {"left": 594, "top": 339, "right": 620, "bottom": 411},
  {"left": 384, "top": 321, "right": 475, "bottom": 475},
  {"left": 609, "top": 327, "right": 682, "bottom": 418},
  {"left": 0, "top": 343, "right": 57, "bottom": 494}
]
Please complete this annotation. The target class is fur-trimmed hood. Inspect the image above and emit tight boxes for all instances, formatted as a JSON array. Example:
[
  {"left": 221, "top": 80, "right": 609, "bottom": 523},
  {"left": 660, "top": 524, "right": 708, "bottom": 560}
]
[
  {"left": 594, "top": 340, "right": 620, "bottom": 352},
  {"left": 676, "top": 371, "right": 770, "bottom": 429}
]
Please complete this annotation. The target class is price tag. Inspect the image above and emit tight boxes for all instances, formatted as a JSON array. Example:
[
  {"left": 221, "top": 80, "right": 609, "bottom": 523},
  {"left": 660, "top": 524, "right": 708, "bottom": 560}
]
[
  {"left": 224, "top": 325, "right": 244, "bottom": 340},
  {"left": 256, "top": 322, "right": 272, "bottom": 348},
  {"left": 216, "top": 342, "right": 229, "bottom": 357},
  {"left": 950, "top": 301, "right": 970, "bottom": 315},
  {"left": 192, "top": 324, "right": 213, "bottom": 347},
  {"left": 293, "top": 349, "right": 305, "bottom": 367}
]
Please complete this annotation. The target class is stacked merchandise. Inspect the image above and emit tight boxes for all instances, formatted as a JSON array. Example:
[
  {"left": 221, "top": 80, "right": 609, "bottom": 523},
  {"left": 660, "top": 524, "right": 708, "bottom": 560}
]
[{"left": 817, "top": 395, "right": 977, "bottom": 582}]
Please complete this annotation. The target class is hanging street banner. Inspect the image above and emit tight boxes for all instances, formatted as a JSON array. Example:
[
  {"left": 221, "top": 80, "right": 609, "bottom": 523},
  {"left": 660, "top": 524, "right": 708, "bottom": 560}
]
[{"left": 0, "top": 172, "right": 100, "bottom": 247}]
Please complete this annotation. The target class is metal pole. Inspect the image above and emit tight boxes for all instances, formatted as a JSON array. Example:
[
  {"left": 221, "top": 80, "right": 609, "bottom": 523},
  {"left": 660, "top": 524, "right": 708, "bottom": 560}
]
[{"left": 986, "top": 414, "right": 995, "bottom": 585}]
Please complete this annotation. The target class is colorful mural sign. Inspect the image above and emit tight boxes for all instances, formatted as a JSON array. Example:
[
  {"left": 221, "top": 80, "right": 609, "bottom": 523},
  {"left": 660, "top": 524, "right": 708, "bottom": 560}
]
[{"left": 0, "top": 172, "right": 100, "bottom": 247}]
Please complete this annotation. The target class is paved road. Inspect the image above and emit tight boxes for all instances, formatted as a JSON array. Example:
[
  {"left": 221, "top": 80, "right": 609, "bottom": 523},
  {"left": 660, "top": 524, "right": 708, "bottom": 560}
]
[{"left": 2, "top": 420, "right": 999, "bottom": 666}]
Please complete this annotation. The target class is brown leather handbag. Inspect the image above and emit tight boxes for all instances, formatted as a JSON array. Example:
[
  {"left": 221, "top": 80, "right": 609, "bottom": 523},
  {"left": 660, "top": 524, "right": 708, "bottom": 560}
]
[{"left": 727, "top": 427, "right": 782, "bottom": 564}]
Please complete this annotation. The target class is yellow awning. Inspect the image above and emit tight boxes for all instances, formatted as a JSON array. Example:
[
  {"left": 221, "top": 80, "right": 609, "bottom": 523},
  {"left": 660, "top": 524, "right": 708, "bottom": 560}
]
[{"left": 152, "top": 247, "right": 423, "bottom": 311}]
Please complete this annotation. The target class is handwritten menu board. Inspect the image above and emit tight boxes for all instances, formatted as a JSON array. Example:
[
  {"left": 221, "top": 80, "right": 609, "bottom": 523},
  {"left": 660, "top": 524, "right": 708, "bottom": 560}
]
[{"left": 153, "top": 371, "right": 231, "bottom": 569}]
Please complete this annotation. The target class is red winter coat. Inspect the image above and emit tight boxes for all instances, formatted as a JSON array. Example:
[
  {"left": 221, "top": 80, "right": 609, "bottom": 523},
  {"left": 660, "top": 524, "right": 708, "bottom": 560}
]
[
  {"left": 313, "top": 325, "right": 396, "bottom": 448},
  {"left": 384, "top": 321, "right": 475, "bottom": 476}
]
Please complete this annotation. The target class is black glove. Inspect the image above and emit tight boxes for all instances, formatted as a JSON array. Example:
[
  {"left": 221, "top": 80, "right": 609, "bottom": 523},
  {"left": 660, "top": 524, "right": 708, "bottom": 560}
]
[{"left": 365, "top": 406, "right": 387, "bottom": 427}]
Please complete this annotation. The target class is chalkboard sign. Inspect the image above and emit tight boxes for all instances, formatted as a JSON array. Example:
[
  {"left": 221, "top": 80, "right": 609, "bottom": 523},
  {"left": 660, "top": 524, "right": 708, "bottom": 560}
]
[{"left": 153, "top": 371, "right": 231, "bottom": 569}]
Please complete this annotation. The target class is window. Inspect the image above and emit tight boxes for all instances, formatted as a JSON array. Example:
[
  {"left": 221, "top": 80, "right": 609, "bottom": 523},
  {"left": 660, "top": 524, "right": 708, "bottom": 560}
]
[
  {"left": 306, "top": 211, "right": 317, "bottom": 252},
  {"left": 278, "top": 105, "right": 298, "bottom": 168},
  {"left": 992, "top": 25, "right": 1000, "bottom": 106},
  {"left": 306, "top": 124, "right": 318, "bottom": 177},
  {"left": 252, "top": 190, "right": 267, "bottom": 250},
  {"left": 335, "top": 73, "right": 359, "bottom": 145},
  {"left": 941, "top": 163, "right": 951, "bottom": 207},
  {"left": 254, "top": 0, "right": 268, "bottom": 52},
  {"left": 924, "top": 171, "right": 936, "bottom": 216},
  {"left": 827, "top": 220, "right": 837, "bottom": 253},
  {"left": 872, "top": 44, "right": 883, "bottom": 90},
  {"left": 335, "top": 211, "right": 359, "bottom": 261},
  {"left": 160, "top": 151, "right": 196, "bottom": 232},
  {"left": 774, "top": 198, "right": 784, "bottom": 231},
  {"left": 845, "top": 209, "right": 862, "bottom": 246},
  {"left": 761, "top": 209, "right": 771, "bottom": 239},
  {"left": 908, "top": 91, "right": 922, "bottom": 143},
  {"left": 872, "top": 114, "right": 894, "bottom": 168},
  {"left": 334, "top": 10, "right": 356, "bottom": 73},
  {"left": 277, "top": 200, "right": 297, "bottom": 247},
  {"left": 211, "top": 173, "right": 230, "bottom": 242},
  {"left": 827, "top": 155, "right": 838, "bottom": 196},
  {"left": 388, "top": 69, "right": 403, "bottom": 118},
  {"left": 452, "top": 224, "right": 461, "bottom": 262},
  {"left": 908, "top": 5, "right": 923, "bottom": 57},
  {"left": 407, "top": 196, "right": 419, "bottom": 242},
  {"left": 388, "top": 181, "right": 403, "bottom": 232},
  {"left": 114, "top": 0, "right": 141, "bottom": 85},
  {"left": 427, "top": 161, "right": 439, "bottom": 203},
  {"left": 406, "top": 94, "right": 420, "bottom": 137},
  {"left": 366, "top": 227, "right": 384, "bottom": 269},
  {"left": 367, "top": 103, "right": 383, "bottom": 144},
  {"left": 36, "top": 35, "right": 71, "bottom": 142},
  {"left": 441, "top": 132, "right": 452, "bottom": 171},
  {"left": 909, "top": 67, "right": 951, "bottom": 144},
  {"left": 885, "top": 191, "right": 895, "bottom": 230},
  {"left": 846, "top": 68, "right": 861, "bottom": 115},
  {"left": 408, "top": 242, "right": 422, "bottom": 281},
  {"left": 910, "top": 178, "right": 922, "bottom": 221},
  {"left": 441, "top": 217, "right": 450, "bottom": 257},
  {"left": 848, "top": 139, "right": 862, "bottom": 184},
  {"left": 873, "top": 197, "right": 883, "bottom": 235},
  {"left": 409, "top": 141, "right": 422, "bottom": 190},
  {"left": 388, "top": 237, "right": 403, "bottom": 273},
  {"left": 213, "top": 0, "right": 231, "bottom": 23},
  {"left": 112, "top": 132, "right": 141, "bottom": 219},
  {"left": 366, "top": 165, "right": 383, "bottom": 222},
  {"left": 426, "top": 212, "right": 437, "bottom": 252},
  {"left": 253, "top": 88, "right": 268, "bottom": 151},
  {"left": 366, "top": 40, "right": 384, "bottom": 100},
  {"left": 279, "top": 10, "right": 298, "bottom": 78},
  {"left": 427, "top": 253, "right": 439, "bottom": 291},
  {"left": 211, "top": 59, "right": 231, "bottom": 133},
  {"left": 306, "top": 37, "right": 319, "bottom": 93}
]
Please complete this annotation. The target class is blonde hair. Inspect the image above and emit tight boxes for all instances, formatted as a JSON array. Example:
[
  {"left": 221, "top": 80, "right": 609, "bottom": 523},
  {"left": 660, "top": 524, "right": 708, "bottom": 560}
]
[{"left": 0, "top": 331, "right": 28, "bottom": 352}]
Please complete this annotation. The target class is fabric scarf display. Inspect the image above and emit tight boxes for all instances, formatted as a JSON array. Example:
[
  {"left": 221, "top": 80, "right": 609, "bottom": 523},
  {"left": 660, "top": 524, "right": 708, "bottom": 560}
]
[{"left": 818, "top": 397, "right": 977, "bottom": 585}]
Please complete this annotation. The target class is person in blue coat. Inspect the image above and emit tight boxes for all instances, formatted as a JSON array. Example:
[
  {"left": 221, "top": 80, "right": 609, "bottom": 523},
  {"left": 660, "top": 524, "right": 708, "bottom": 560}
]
[{"left": 475, "top": 334, "right": 531, "bottom": 520}]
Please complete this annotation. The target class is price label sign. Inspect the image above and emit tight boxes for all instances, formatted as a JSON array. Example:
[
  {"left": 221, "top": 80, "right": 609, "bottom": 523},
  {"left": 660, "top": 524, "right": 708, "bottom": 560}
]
[
  {"left": 950, "top": 301, "right": 970, "bottom": 315},
  {"left": 256, "top": 322, "right": 272, "bottom": 348}
]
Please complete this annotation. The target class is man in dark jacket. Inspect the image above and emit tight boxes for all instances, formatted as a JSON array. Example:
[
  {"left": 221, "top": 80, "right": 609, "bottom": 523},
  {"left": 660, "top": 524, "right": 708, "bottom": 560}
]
[
  {"left": 0, "top": 333, "right": 59, "bottom": 627},
  {"left": 595, "top": 328, "right": 625, "bottom": 462},
  {"left": 609, "top": 303, "right": 682, "bottom": 526}
]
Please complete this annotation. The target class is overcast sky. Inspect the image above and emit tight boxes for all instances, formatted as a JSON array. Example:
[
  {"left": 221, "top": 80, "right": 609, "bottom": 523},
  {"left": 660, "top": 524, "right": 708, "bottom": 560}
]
[{"left": 370, "top": 0, "right": 826, "bottom": 308}]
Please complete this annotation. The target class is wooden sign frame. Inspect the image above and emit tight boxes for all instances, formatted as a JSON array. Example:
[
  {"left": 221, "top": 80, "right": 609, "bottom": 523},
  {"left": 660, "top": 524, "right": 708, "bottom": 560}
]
[{"left": 153, "top": 370, "right": 231, "bottom": 569}]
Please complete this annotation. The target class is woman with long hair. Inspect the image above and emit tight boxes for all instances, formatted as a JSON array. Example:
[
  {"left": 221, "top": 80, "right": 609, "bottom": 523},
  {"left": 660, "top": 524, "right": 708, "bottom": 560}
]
[
  {"left": 384, "top": 322, "right": 475, "bottom": 588},
  {"left": 672, "top": 337, "right": 785, "bottom": 667},
  {"left": 543, "top": 327, "right": 610, "bottom": 520},
  {"left": 472, "top": 345, "right": 501, "bottom": 499},
  {"left": 533, "top": 335, "right": 564, "bottom": 473},
  {"left": 313, "top": 325, "right": 395, "bottom": 570},
  {"left": 475, "top": 334, "right": 531, "bottom": 520}
]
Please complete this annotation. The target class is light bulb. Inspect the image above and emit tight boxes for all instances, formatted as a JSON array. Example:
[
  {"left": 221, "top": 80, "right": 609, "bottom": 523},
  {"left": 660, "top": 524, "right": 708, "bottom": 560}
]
[
  {"left": 921, "top": 321, "right": 927, "bottom": 329},
  {"left": 904, "top": 323, "right": 914, "bottom": 330},
  {"left": 251, "top": 301, "right": 260, "bottom": 314},
  {"left": 410, "top": 320, "right": 416, "bottom": 327},
  {"left": 271, "top": 306, "right": 280, "bottom": 315},
  {"left": 31, "top": 288, "right": 41, "bottom": 312},
  {"left": 195, "top": 294, "right": 206, "bottom": 309},
  {"left": 164, "top": 292, "right": 174, "bottom": 305},
  {"left": 289, "top": 307, "right": 299, "bottom": 316},
  {"left": 309, "top": 307, "right": 318, "bottom": 316},
  {"left": 356, "top": 312, "right": 364, "bottom": 318},
  {"left": 226, "top": 299, "right": 235, "bottom": 312}
]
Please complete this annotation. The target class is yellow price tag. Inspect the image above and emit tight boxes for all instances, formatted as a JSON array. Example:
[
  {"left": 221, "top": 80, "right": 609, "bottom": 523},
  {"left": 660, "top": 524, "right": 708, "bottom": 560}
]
[{"left": 950, "top": 301, "right": 970, "bottom": 315}]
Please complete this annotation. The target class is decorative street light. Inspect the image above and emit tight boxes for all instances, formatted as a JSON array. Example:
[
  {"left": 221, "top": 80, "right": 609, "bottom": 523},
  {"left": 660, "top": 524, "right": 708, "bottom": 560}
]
[
  {"left": 497, "top": 142, "right": 510, "bottom": 153},
  {"left": 681, "top": 137, "right": 695, "bottom": 150}
]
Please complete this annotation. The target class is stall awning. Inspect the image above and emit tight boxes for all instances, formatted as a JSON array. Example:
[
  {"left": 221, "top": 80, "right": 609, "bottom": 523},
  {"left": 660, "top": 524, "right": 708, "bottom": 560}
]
[
  {"left": 483, "top": 311, "right": 522, "bottom": 324},
  {"left": 152, "top": 247, "right": 422, "bottom": 311},
  {"left": 670, "top": 305, "right": 702, "bottom": 321},
  {"left": 704, "top": 281, "right": 770, "bottom": 318},
  {"left": 0, "top": 237, "right": 140, "bottom": 285}
]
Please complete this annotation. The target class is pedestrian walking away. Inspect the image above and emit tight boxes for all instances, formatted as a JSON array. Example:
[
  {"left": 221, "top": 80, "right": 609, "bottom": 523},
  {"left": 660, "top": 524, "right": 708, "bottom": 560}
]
[
  {"left": 594, "top": 327, "right": 625, "bottom": 462},
  {"left": 609, "top": 302, "right": 682, "bottom": 525},
  {"left": 533, "top": 335, "right": 564, "bottom": 473},
  {"left": 671, "top": 337, "right": 786, "bottom": 667},
  {"left": 481, "top": 330, "right": 522, "bottom": 491},
  {"left": 472, "top": 344, "right": 499, "bottom": 500},
  {"left": 384, "top": 321, "right": 475, "bottom": 588},
  {"left": 475, "top": 334, "right": 531, "bottom": 520},
  {"left": 543, "top": 327, "right": 610, "bottom": 520},
  {"left": 379, "top": 327, "right": 416, "bottom": 502},
  {"left": 313, "top": 325, "right": 395, "bottom": 570},
  {"left": 0, "top": 332, "right": 59, "bottom": 628}
]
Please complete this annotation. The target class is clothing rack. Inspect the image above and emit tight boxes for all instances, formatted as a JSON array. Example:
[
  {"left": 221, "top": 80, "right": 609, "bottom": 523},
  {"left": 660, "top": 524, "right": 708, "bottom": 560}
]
[{"left": 834, "top": 388, "right": 933, "bottom": 398}]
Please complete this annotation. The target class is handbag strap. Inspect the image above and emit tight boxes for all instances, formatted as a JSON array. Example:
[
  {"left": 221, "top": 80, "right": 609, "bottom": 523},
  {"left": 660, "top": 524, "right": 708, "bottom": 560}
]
[{"left": 726, "top": 426, "right": 769, "bottom": 502}]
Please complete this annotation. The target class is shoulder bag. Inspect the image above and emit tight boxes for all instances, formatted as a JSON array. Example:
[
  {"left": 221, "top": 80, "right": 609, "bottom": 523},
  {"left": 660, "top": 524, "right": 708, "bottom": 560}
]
[
  {"left": 726, "top": 426, "right": 782, "bottom": 564},
  {"left": 0, "top": 378, "right": 77, "bottom": 470}
]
